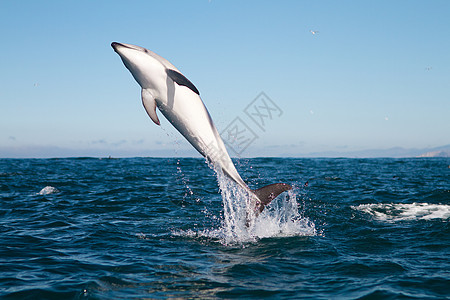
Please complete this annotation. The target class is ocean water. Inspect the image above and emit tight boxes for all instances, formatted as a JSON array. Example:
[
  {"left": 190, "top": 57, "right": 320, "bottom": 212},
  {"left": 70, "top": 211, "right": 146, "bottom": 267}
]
[{"left": 0, "top": 157, "right": 448, "bottom": 299}]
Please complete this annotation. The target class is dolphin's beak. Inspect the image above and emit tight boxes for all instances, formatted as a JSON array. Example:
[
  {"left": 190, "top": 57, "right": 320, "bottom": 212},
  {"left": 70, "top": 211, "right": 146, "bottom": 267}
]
[
  {"left": 111, "top": 42, "right": 146, "bottom": 53},
  {"left": 111, "top": 42, "right": 122, "bottom": 52}
]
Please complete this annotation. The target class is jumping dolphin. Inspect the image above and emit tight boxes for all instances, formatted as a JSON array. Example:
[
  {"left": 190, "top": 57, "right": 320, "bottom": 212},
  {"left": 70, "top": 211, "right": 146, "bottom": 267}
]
[{"left": 111, "top": 42, "right": 291, "bottom": 216}]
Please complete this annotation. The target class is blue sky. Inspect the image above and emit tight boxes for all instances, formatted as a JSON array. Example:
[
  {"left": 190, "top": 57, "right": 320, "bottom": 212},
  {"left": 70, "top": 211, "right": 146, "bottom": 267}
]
[{"left": 0, "top": 0, "right": 449, "bottom": 158}]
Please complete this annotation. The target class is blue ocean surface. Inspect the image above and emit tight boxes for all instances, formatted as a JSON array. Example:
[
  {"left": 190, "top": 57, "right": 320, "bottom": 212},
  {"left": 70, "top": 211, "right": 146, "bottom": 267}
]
[{"left": 0, "top": 157, "right": 449, "bottom": 299}]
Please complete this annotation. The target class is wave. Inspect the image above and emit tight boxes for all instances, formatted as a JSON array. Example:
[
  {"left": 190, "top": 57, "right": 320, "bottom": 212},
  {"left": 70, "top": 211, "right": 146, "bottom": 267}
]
[{"left": 352, "top": 203, "right": 450, "bottom": 222}]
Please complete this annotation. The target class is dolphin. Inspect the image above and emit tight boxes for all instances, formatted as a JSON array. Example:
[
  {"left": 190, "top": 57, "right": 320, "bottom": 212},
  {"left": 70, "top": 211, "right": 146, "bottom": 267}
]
[{"left": 111, "top": 42, "right": 291, "bottom": 217}]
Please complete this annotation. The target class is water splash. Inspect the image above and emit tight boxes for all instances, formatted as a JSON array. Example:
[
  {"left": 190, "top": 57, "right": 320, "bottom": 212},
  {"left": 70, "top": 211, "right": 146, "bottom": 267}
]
[
  {"left": 37, "top": 186, "right": 60, "bottom": 195},
  {"left": 173, "top": 162, "right": 316, "bottom": 245}
]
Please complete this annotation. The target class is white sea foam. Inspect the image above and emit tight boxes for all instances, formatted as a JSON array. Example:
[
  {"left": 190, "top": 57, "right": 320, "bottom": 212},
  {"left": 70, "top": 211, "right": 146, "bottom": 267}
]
[
  {"left": 37, "top": 186, "right": 60, "bottom": 195},
  {"left": 352, "top": 203, "right": 450, "bottom": 222}
]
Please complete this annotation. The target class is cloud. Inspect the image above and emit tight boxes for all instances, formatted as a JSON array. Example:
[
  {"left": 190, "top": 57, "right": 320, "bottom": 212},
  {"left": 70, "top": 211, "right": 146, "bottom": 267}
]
[
  {"left": 112, "top": 140, "right": 127, "bottom": 147},
  {"left": 0, "top": 144, "right": 199, "bottom": 158},
  {"left": 90, "top": 139, "right": 129, "bottom": 147},
  {"left": 91, "top": 139, "right": 107, "bottom": 145},
  {"left": 8, "top": 136, "right": 16, "bottom": 141},
  {"left": 132, "top": 139, "right": 145, "bottom": 145}
]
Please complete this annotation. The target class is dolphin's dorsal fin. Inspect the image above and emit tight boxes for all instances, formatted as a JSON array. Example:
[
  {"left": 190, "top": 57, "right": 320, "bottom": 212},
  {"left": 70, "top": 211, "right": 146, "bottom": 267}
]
[
  {"left": 166, "top": 69, "right": 200, "bottom": 95},
  {"left": 141, "top": 89, "right": 160, "bottom": 125},
  {"left": 252, "top": 183, "right": 292, "bottom": 213}
]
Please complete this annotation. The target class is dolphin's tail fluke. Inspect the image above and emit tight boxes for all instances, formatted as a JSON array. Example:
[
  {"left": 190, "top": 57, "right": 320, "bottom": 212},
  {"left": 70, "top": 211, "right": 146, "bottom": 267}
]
[{"left": 252, "top": 183, "right": 292, "bottom": 214}]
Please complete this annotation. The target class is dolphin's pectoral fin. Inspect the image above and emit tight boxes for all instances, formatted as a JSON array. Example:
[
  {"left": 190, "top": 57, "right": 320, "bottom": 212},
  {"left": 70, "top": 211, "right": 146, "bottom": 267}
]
[
  {"left": 141, "top": 89, "right": 160, "bottom": 125},
  {"left": 166, "top": 69, "right": 200, "bottom": 95},
  {"left": 252, "top": 183, "right": 292, "bottom": 213}
]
